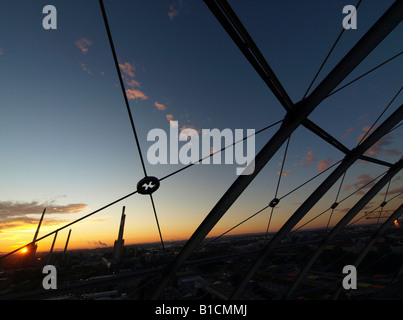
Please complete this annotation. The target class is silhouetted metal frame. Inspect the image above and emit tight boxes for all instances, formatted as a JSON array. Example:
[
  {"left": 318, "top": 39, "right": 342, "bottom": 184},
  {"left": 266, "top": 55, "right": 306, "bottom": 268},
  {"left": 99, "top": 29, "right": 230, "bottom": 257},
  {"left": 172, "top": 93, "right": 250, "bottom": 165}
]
[
  {"left": 151, "top": 0, "right": 403, "bottom": 299},
  {"left": 231, "top": 105, "right": 403, "bottom": 299},
  {"left": 284, "top": 160, "right": 403, "bottom": 299},
  {"left": 99, "top": 0, "right": 166, "bottom": 253},
  {"left": 332, "top": 204, "right": 403, "bottom": 299},
  {"left": 205, "top": 0, "right": 395, "bottom": 169}
]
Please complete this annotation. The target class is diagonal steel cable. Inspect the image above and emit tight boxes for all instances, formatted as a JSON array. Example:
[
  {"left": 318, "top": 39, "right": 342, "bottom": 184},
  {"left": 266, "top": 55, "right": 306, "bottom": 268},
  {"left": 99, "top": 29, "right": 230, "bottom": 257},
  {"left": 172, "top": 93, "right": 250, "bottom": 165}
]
[
  {"left": 99, "top": 0, "right": 148, "bottom": 177},
  {"left": 327, "top": 52, "right": 402, "bottom": 98},
  {"left": 266, "top": 136, "right": 291, "bottom": 238},
  {"left": 0, "top": 189, "right": 138, "bottom": 261},
  {"left": 303, "top": 0, "right": 362, "bottom": 99},
  {"left": 358, "top": 86, "right": 402, "bottom": 144},
  {"left": 0, "top": 120, "right": 280, "bottom": 261}
]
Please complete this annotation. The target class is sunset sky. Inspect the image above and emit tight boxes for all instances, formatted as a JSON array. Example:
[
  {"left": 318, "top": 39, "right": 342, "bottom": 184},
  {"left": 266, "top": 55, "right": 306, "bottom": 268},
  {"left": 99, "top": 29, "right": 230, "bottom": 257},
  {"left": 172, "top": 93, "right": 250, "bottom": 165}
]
[{"left": 0, "top": 0, "right": 401, "bottom": 254}]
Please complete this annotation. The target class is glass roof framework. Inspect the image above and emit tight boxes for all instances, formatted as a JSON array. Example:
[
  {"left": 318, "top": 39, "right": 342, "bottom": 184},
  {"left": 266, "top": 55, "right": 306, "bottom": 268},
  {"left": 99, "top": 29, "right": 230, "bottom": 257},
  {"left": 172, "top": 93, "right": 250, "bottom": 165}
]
[
  {"left": 1, "top": 0, "right": 402, "bottom": 300},
  {"left": 152, "top": 0, "right": 403, "bottom": 299}
]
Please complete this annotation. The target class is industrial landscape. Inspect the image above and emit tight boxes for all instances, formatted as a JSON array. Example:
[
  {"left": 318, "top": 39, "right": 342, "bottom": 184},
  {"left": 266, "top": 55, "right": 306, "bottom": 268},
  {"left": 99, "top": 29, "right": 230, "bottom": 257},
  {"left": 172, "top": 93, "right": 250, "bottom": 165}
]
[
  {"left": 1, "top": 209, "right": 402, "bottom": 300},
  {"left": 1, "top": 0, "right": 402, "bottom": 306}
]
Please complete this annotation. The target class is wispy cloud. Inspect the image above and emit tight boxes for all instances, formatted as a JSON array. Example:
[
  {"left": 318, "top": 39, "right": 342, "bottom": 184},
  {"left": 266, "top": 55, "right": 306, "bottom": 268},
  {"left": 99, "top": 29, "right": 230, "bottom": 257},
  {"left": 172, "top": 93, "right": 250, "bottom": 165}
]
[
  {"left": 357, "top": 125, "right": 372, "bottom": 142},
  {"left": 317, "top": 159, "right": 332, "bottom": 172},
  {"left": 80, "top": 63, "right": 91, "bottom": 75},
  {"left": 344, "top": 173, "right": 376, "bottom": 194},
  {"left": 342, "top": 127, "right": 354, "bottom": 139},
  {"left": 168, "top": 3, "right": 179, "bottom": 20},
  {"left": 119, "top": 62, "right": 135, "bottom": 78},
  {"left": 154, "top": 101, "right": 167, "bottom": 111},
  {"left": 277, "top": 169, "right": 292, "bottom": 176},
  {"left": 75, "top": 38, "right": 92, "bottom": 54},
  {"left": 294, "top": 149, "right": 316, "bottom": 167},
  {"left": 342, "top": 113, "right": 369, "bottom": 139},
  {"left": 0, "top": 201, "right": 87, "bottom": 232},
  {"left": 88, "top": 240, "right": 108, "bottom": 247},
  {"left": 0, "top": 48, "right": 4, "bottom": 55},
  {"left": 366, "top": 134, "right": 401, "bottom": 157},
  {"left": 379, "top": 186, "right": 403, "bottom": 197},
  {"left": 358, "top": 127, "right": 401, "bottom": 157},
  {"left": 179, "top": 124, "right": 201, "bottom": 140},
  {"left": 180, "top": 124, "right": 200, "bottom": 133},
  {"left": 0, "top": 201, "right": 87, "bottom": 218},
  {"left": 126, "top": 89, "right": 148, "bottom": 101},
  {"left": 126, "top": 79, "right": 141, "bottom": 88},
  {"left": 118, "top": 62, "right": 149, "bottom": 101}
]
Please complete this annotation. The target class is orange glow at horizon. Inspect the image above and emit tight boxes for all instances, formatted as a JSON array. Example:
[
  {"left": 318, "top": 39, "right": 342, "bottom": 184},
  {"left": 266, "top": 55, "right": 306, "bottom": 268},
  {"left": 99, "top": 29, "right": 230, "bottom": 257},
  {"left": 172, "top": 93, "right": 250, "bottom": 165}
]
[{"left": 394, "top": 220, "right": 399, "bottom": 228}]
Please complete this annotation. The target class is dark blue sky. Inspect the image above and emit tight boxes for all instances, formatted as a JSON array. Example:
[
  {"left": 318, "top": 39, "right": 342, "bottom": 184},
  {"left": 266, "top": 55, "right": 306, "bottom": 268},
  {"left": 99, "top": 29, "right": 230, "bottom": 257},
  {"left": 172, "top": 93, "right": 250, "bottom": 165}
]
[{"left": 0, "top": 0, "right": 401, "bottom": 252}]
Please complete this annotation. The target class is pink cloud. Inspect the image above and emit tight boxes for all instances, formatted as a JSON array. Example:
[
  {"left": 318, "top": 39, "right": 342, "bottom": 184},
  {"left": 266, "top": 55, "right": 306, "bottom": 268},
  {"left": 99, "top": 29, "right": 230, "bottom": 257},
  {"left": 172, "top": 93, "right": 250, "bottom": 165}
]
[
  {"left": 126, "top": 79, "right": 140, "bottom": 88},
  {"left": 366, "top": 134, "right": 401, "bottom": 157},
  {"left": 154, "top": 101, "right": 167, "bottom": 111},
  {"left": 357, "top": 126, "right": 401, "bottom": 157},
  {"left": 357, "top": 113, "right": 369, "bottom": 123},
  {"left": 344, "top": 185, "right": 353, "bottom": 191},
  {"left": 168, "top": 4, "right": 178, "bottom": 20},
  {"left": 80, "top": 63, "right": 91, "bottom": 75},
  {"left": 318, "top": 159, "right": 332, "bottom": 172},
  {"left": 126, "top": 89, "right": 148, "bottom": 101},
  {"left": 357, "top": 125, "right": 372, "bottom": 142},
  {"left": 342, "top": 127, "right": 354, "bottom": 139},
  {"left": 179, "top": 124, "right": 200, "bottom": 140},
  {"left": 0, "top": 48, "right": 4, "bottom": 55},
  {"left": 294, "top": 149, "right": 316, "bottom": 167},
  {"left": 166, "top": 114, "right": 174, "bottom": 122},
  {"left": 180, "top": 124, "right": 200, "bottom": 134},
  {"left": 119, "top": 62, "right": 136, "bottom": 78},
  {"left": 75, "top": 38, "right": 92, "bottom": 54},
  {"left": 341, "top": 113, "right": 369, "bottom": 140},
  {"left": 344, "top": 173, "right": 376, "bottom": 193},
  {"left": 277, "top": 169, "right": 292, "bottom": 176},
  {"left": 380, "top": 186, "right": 403, "bottom": 196}
]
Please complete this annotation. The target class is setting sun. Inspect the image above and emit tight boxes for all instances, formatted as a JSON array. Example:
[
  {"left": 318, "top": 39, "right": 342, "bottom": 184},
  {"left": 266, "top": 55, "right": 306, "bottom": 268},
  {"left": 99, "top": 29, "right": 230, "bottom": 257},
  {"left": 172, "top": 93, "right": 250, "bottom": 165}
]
[{"left": 20, "top": 247, "right": 28, "bottom": 254}]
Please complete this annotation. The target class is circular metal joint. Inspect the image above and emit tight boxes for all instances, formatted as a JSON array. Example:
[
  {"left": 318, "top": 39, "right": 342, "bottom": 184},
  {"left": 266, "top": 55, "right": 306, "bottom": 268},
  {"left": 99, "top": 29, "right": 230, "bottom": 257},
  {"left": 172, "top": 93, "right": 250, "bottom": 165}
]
[
  {"left": 330, "top": 202, "right": 339, "bottom": 210},
  {"left": 269, "top": 198, "right": 280, "bottom": 208},
  {"left": 137, "top": 176, "right": 160, "bottom": 195}
]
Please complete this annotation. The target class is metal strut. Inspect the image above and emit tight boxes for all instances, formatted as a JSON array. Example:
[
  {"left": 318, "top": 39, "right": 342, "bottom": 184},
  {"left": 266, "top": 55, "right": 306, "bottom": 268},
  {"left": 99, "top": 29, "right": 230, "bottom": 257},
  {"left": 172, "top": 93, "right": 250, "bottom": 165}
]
[
  {"left": 284, "top": 160, "right": 403, "bottom": 299},
  {"left": 151, "top": 0, "right": 403, "bottom": 299},
  {"left": 333, "top": 204, "right": 403, "bottom": 299},
  {"left": 231, "top": 105, "right": 403, "bottom": 299}
]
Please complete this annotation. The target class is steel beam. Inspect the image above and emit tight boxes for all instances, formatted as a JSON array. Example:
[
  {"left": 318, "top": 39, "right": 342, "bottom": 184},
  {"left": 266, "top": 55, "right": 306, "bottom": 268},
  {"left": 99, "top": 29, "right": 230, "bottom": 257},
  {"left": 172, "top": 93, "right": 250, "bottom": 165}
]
[
  {"left": 302, "top": 119, "right": 391, "bottom": 167},
  {"left": 150, "top": 105, "right": 307, "bottom": 299},
  {"left": 285, "top": 161, "right": 403, "bottom": 299},
  {"left": 33, "top": 208, "right": 46, "bottom": 242},
  {"left": 306, "top": 0, "right": 403, "bottom": 107},
  {"left": 231, "top": 105, "right": 403, "bottom": 299},
  {"left": 63, "top": 229, "right": 72, "bottom": 254},
  {"left": 151, "top": 0, "right": 402, "bottom": 299},
  {"left": 228, "top": 0, "right": 403, "bottom": 298},
  {"left": 207, "top": 0, "right": 397, "bottom": 168},
  {"left": 333, "top": 204, "right": 403, "bottom": 299},
  {"left": 204, "top": 0, "right": 294, "bottom": 111}
]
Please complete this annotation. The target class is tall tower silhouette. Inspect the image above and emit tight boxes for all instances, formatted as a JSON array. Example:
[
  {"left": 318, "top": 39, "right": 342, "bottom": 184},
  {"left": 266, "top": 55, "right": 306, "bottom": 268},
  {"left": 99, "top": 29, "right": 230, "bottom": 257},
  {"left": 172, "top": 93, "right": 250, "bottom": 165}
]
[
  {"left": 25, "top": 208, "right": 46, "bottom": 264},
  {"left": 113, "top": 206, "right": 126, "bottom": 263}
]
